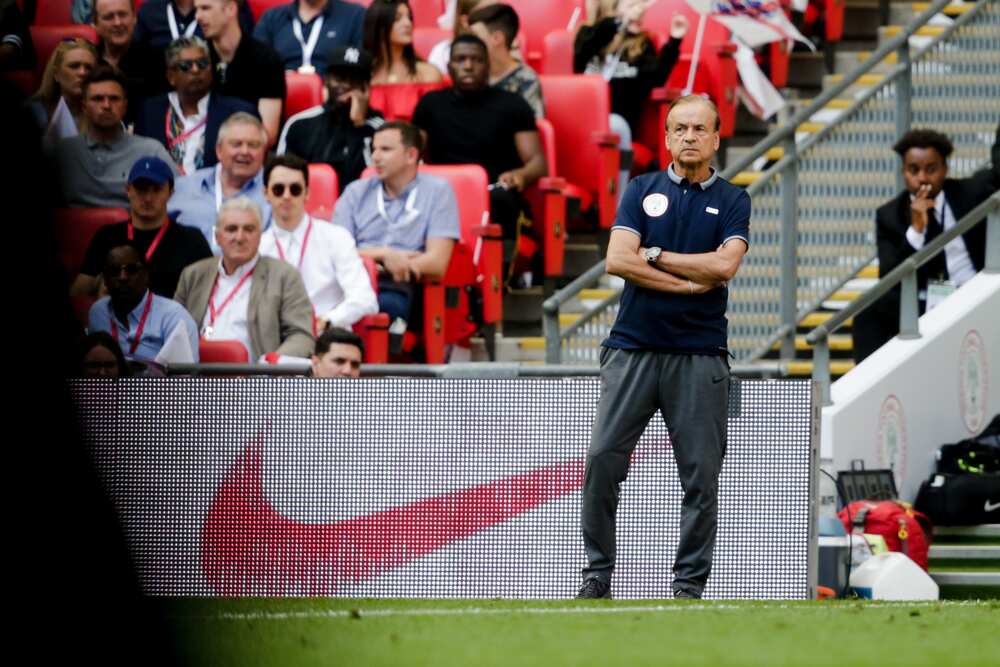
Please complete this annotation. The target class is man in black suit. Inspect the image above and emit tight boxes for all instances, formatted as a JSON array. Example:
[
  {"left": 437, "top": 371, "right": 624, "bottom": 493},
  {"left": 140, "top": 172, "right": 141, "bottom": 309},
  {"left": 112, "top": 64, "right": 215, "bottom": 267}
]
[
  {"left": 854, "top": 128, "right": 998, "bottom": 362},
  {"left": 134, "top": 34, "right": 257, "bottom": 175}
]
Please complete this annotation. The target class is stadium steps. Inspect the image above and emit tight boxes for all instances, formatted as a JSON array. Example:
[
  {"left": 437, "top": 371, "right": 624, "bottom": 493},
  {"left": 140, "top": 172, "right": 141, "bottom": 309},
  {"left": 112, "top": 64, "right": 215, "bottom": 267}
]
[{"left": 929, "top": 525, "right": 1000, "bottom": 599}]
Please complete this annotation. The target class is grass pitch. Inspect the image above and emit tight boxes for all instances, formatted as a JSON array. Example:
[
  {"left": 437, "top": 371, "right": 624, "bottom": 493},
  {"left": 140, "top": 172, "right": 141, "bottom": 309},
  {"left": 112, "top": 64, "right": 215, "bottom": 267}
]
[{"left": 160, "top": 598, "right": 1000, "bottom": 667}]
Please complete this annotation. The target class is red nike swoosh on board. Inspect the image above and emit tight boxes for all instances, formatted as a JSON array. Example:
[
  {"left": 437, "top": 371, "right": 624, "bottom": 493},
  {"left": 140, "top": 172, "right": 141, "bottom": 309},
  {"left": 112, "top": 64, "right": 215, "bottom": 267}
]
[{"left": 200, "top": 439, "right": 587, "bottom": 596}]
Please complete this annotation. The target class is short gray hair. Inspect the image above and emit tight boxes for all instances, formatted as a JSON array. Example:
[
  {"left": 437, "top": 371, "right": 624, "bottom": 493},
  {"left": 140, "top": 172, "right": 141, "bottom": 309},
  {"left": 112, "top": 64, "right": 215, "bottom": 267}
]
[
  {"left": 217, "top": 111, "right": 268, "bottom": 146},
  {"left": 165, "top": 35, "right": 210, "bottom": 68},
  {"left": 216, "top": 196, "right": 263, "bottom": 228}
]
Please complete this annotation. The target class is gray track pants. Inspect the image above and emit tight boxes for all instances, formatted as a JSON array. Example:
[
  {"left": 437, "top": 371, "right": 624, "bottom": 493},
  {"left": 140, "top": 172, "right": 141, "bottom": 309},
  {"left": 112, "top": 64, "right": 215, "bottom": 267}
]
[{"left": 580, "top": 347, "right": 730, "bottom": 596}]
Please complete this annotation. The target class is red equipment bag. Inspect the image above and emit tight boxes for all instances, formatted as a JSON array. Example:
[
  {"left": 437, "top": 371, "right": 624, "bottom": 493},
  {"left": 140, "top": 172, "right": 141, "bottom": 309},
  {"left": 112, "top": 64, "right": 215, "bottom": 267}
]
[{"left": 837, "top": 500, "right": 934, "bottom": 571}]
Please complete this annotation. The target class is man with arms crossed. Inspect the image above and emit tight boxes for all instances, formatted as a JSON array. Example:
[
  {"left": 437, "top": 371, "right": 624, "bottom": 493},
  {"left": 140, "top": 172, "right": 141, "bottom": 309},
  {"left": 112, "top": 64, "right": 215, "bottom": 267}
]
[{"left": 577, "top": 95, "right": 750, "bottom": 600}]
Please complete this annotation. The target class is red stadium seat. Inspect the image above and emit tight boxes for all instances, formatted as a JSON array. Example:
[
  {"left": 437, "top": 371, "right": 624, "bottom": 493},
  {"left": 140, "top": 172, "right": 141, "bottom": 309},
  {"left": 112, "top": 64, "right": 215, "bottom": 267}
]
[
  {"left": 826, "top": 0, "right": 845, "bottom": 42},
  {"left": 505, "top": 0, "right": 584, "bottom": 73},
  {"left": 53, "top": 207, "right": 129, "bottom": 280},
  {"left": 352, "top": 256, "right": 390, "bottom": 363},
  {"left": 538, "top": 74, "right": 620, "bottom": 229},
  {"left": 412, "top": 26, "right": 449, "bottom": 61},
  {"left": 283, "top": 70, "right": 323, "bottom": 122},
  {"left": 199, "top": 340, "right": 250, "bottom": 363},
  {"left": 306, "top": 163, "right": 339, "bottom": 219},
  {"left": 524, "top": 117, "right": 567, "bottom": 277},
  {"left": 1, "top": 69, "right": 37, "bottom": 95},
  {"left": 247, "top": 0, "right": 286, "bottom": 22},
  {"left": 33, "top": 0, "right": 73, "bottom": 25},
  {"left": 539, "top": 29, "right": 575, "bottom": 75},
  {"left": 30, "top": 24, "right": 99, "bottom": 80},
  {"left": 369, "top": 81, "right": 447, "bottom": 121}
]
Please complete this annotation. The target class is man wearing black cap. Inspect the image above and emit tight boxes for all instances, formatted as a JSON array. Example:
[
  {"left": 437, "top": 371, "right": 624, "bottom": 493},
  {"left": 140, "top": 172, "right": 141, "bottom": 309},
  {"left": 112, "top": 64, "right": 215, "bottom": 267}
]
[
  {"left": 277, "top": 45, "right": 384, "bottom": 193},
  {"left": 71, "top": 156, "right": 213, "bottom": 300}
]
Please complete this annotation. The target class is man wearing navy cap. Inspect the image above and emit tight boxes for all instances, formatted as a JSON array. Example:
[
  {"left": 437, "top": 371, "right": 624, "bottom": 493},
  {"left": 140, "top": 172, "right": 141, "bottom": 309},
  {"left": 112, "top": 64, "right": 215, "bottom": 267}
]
[
  {"left": 577, "top": 95, "right": 751, "bottom": 601},
  {"left": 71, "top": 155, "right": 213, "bottom": 300},
  {"left": 277, "top": 45, "right": 384, "bottom": 193}
]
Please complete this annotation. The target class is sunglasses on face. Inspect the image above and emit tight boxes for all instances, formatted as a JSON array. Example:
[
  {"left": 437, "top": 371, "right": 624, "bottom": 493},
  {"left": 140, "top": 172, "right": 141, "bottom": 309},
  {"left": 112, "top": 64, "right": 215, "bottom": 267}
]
[
  {"left": 270, "top": 182, "right": 305, "bottom": 197},
  {"left": 172, "top": 58, "right": 210, "bottom": 72}
]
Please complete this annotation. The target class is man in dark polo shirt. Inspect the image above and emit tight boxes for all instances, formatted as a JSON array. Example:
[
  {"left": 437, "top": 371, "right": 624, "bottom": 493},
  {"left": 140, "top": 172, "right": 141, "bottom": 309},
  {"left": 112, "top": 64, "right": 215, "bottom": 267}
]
[
  {"left": 134, "top": 0, "right": 254, "bottom": 51},
  {"left": 412, "top": 33, "right": 546, "bottom": 241},
  {"left": 253, "top": 0, "right": 364, "bottom": 74},
  {"left": 71, "top": 156, "right": 213, "bottom": 299},
  {"left": 577, "top": 95, "right": 750, "bottom": 601},
  {"left": 196, "top": 0, "right": 285, "bottom": 147}
]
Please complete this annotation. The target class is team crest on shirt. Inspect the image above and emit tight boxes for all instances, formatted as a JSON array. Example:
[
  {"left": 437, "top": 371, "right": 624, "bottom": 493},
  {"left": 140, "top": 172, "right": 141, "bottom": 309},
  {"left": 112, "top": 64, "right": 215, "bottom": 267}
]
[{"left": 642, "top": 193, "right": 669, "bottom": 217}]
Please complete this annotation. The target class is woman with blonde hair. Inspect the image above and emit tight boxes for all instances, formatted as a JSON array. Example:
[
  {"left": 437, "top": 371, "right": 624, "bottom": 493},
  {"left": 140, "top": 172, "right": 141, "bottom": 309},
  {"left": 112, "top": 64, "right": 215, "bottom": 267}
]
[
  {"left": 30, "top": 38, "right": 99, "bottom": 144},
  {"left": 365, "top": 0, "right": 443, "bottom": 84}
]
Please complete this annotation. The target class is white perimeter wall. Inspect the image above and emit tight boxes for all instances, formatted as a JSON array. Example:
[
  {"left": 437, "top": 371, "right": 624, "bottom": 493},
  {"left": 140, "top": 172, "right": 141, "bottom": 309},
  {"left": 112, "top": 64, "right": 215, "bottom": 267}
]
[{"left": 819, "top": 272, "right": 1000, "bottom": 507}]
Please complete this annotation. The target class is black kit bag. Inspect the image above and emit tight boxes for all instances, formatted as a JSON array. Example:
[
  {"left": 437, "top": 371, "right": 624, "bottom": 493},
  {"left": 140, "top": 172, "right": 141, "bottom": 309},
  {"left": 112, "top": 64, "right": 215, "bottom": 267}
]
[
  {"left": 936, "top": 415, "right": 1000, "bottom": 474},
  {"left": 914, "top": 472, "right": 1000, "bottom": 526}
]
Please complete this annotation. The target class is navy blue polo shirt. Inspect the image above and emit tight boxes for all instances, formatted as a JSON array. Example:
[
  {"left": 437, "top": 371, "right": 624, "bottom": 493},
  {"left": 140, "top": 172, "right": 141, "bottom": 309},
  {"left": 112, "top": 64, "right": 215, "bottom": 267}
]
[
  {"left": 253, "top": 0, "right": 364, "bottom": 72},
  {"left": 604, "top": 164, "right": 751, "bottom": 356}
]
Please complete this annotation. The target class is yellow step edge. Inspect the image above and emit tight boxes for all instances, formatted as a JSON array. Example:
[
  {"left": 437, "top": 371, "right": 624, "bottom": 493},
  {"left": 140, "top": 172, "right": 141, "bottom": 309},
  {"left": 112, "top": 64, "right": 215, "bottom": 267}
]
[
  {"left": 857, "top": 51, "right": 898, "bottom": 65},
  {"left": 559, "top": 312, "right": 582, "bottom": 327},
  {"left": 801, "top": 312, "right": 854, "bottom": 328},
  {"left": 579, "top": 288, "right": 615, "bottom": 300},
  {"left": 912, "top": 3, "right": 971, "bottom": 15},
  {"left": 883, "top": 24, "right": 946, "bottom": 37},
  {"left": 787, "top": 360, "right": 856, "bottom": 376},
  {"left": 765, "top": 147, "right": 784, "bottom": 161},
  {"left": 771, "top": 335, "right": 855, "bottom": 352},
  {"left": 517, "top": 337, "right": 546, "bottom": 350},
  {"left": 830, "top": 290, "right": 863, "bottom": 302},
  {"left": 800, "top": 98, "right": 852, "bottom": 110},
  {"left": 857, "top": 265, "right": 879, "bottom": 279},
  {"left": 732, "top": 171, "right": 762, "bottom": 186},
  {"left": 797, "top": 122, "right": 825, "bottom": 133},
  {"left": 827, "top": 73, "right": 885, "bottom": 86}
]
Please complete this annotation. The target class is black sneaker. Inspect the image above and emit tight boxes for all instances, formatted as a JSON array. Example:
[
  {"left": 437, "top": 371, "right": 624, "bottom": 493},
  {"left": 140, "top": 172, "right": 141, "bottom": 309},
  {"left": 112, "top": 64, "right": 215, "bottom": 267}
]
[
  {"left": 673, "top": 589, "right": 700, "bottom": 599},
  {"left": 576, "top": 578, "right": 611, "bottom": 599}
]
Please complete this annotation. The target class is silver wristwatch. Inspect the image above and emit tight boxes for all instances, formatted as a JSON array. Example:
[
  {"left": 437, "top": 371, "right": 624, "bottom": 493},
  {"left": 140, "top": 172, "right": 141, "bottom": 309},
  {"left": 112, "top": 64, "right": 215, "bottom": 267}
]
[{"left": 643, "top": 247, "right": 662, "bottom": 264}]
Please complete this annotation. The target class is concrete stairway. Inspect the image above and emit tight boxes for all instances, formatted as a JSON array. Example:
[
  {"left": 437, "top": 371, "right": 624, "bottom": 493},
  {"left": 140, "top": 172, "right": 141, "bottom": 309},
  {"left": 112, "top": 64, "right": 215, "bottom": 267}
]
[{"left": 930, "top": 524, "right": 1000, "bottom": 599}]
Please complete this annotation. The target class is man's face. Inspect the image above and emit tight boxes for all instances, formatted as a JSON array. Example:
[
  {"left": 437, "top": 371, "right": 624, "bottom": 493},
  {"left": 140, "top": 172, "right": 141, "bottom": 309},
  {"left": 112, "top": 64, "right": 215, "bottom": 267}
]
[
  {"left": 83, "top": 80, "right": 128, "bottom": 130},
  {"left": 666, "top": 100, "right": 720, "bottom": 170},
  {"left": 167, "top": 46, "right": 212, "bottom": 99},
  {"left": 372, "top": 129, "right": 415, "bottom": 182},
  {"left": 215, "top": 208, "right": 262, "bottom": 267},
  {"left": 195, "top": 0, "right": 233, "bottom": 40},
  {"left": 324, "top": 72, "right": 365, "bottom": 108},
  {"left": 902, "top": 147, "right": 948, "bottom": 198},
  {"left": 93, "top": 0, "right": 136, "bottom": 50},
  {"left": 448, "top": 42, "right": 489, "bottom": 93},
  {"left": 127, "top": 179, "right": 172, "bottom": 222},
  {"left": 216, "top": 122, "right": 266, "bottom": 182},
  {"left": 312, "top": 342, "right": 363, "bottom": 378},
  {"left": 265, "top": 165, "right": 308, "bottom": 224},
  {"left": 103, "top": 246, "right": 148, "bottom": 305},
  {"left": 56, "top": 47, "right": 96, "bottom": 98}
]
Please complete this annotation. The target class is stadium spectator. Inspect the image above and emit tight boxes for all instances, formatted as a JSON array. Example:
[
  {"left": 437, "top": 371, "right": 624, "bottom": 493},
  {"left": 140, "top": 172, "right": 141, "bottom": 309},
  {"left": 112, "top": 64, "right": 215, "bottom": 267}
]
[
  {"left": 196, "top": 0, "right": 285, "bottom": 148},
  {"left": 364, "top": 0, "right": 442, "bottom": 85},
  {"left": 134, "top": 36, "right": 258, "bottom": 174},
  {"left": 412, "top": 35, "right": 545, "bottom": 246},
  {"left": 92, "top": 0, "right": 169, "bottom": 123},
  {"left": 260, "top": 154, "right": 378, "bottom": 332},
  {"left": 88, "top": 243, "right": 201, "bottom": 363},
  {"left": 577, "top": 95, "right": 749, "bottom": 601},
  {"left": 853, "top": 128, "right": 997, "bottom": 362},
  {"left": 0, "top": 0, "right": 35, "bottom": 71},
  {"left": 332, "top": 120, "right": 459, "bottom": 339},
  {"left": 51, "top": 65, "right": 178, "bottom": 208},
  {"left": 134, "top": 0, "right": 254, "bottom": 51},
  {"left": 77, "top": 331, "right": 130, "bottom": 377},
  {"left": 467, "top": 3, "right": 543, "bottom": 117},
  {"left": 310, "top": 326, "right": 364, "bottom": 378},
  {"left": 71, "top": 156, "right": 213, "bottom": 299},
  {"left": 169, "top": 111, "right": 272, "bottom": 248},
  {"left": 427, "top": 0, "right": 495, "bottom": 75},
  {"left": 253, "top": 0, "right": 364, "bottom": 73},
  {"left": 74, "top": 0, "right": 96, "bottom": 24},
  {"left": 29, "top": 38, "right": 97, "bottom": 144},
  {"left": 277, "top": 46, "right": 384, "bottom": 193},
  {"left": 174, "top": 196, "right": 315, "bottom": 360}
]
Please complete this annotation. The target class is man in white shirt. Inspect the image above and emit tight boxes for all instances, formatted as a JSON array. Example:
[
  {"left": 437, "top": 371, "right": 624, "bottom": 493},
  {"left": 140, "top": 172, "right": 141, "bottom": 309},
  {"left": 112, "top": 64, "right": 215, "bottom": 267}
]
[
  {"left": 174, "top": 196, "right": 315, "bottom": 360},
  {"left": 260, "top": 154, "right": 378, "bottom": 332}
]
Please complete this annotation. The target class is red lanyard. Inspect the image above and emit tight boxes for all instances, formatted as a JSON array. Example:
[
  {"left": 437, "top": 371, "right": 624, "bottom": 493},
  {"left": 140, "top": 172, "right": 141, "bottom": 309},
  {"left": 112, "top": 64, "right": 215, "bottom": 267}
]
[
  {"left": 127, "top": 216, "right": 170, "bottom": 263},
  {"left": 109, "top": 291, "right": 154, "bottom": 356},
  {"left": 207, "top": 267, "right": 256, "bottom": 326},
  {"left": 273, "top": 219, "right": 314, "bottom": 269},
  {"left": 165, "top": 106, "right": 208, "bottom": 152}
]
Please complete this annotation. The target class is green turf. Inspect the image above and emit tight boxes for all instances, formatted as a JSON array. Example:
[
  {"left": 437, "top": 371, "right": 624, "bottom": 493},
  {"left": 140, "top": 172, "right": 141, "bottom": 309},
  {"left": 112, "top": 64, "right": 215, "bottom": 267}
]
[{"left": 158, "top": 598, "right": 1000, "bottom": 667}]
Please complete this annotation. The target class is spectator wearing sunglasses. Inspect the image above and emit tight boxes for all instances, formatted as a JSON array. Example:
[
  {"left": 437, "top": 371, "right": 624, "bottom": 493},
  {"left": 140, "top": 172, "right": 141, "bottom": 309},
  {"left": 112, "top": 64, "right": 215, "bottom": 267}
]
[
  {"left": 260, "top": 154, "right": 378, "bottom": 333},
  {"left": 134, "top": 36, "right": 257, "bottom": 175},
  {"left": 71, "top": 156, "right": 212, "bottom": 300},
  {"left": 310, "top": 327, "right": 364, "bottom": 378},
  {"left": 87, "top": 242, "right": 201, "bottom": 364}
]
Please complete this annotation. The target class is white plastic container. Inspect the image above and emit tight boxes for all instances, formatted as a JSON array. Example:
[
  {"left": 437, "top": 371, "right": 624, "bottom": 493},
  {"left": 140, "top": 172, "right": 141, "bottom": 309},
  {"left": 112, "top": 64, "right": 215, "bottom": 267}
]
[{"left": 848, "top": 552, "right": 940, "bottom": 600}]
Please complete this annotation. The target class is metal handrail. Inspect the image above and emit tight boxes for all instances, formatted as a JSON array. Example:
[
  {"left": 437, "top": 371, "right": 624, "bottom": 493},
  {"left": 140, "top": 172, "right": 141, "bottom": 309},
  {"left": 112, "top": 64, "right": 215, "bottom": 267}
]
[{"left": 807, "top": 191, "right": 1000, "bottom": 405}]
